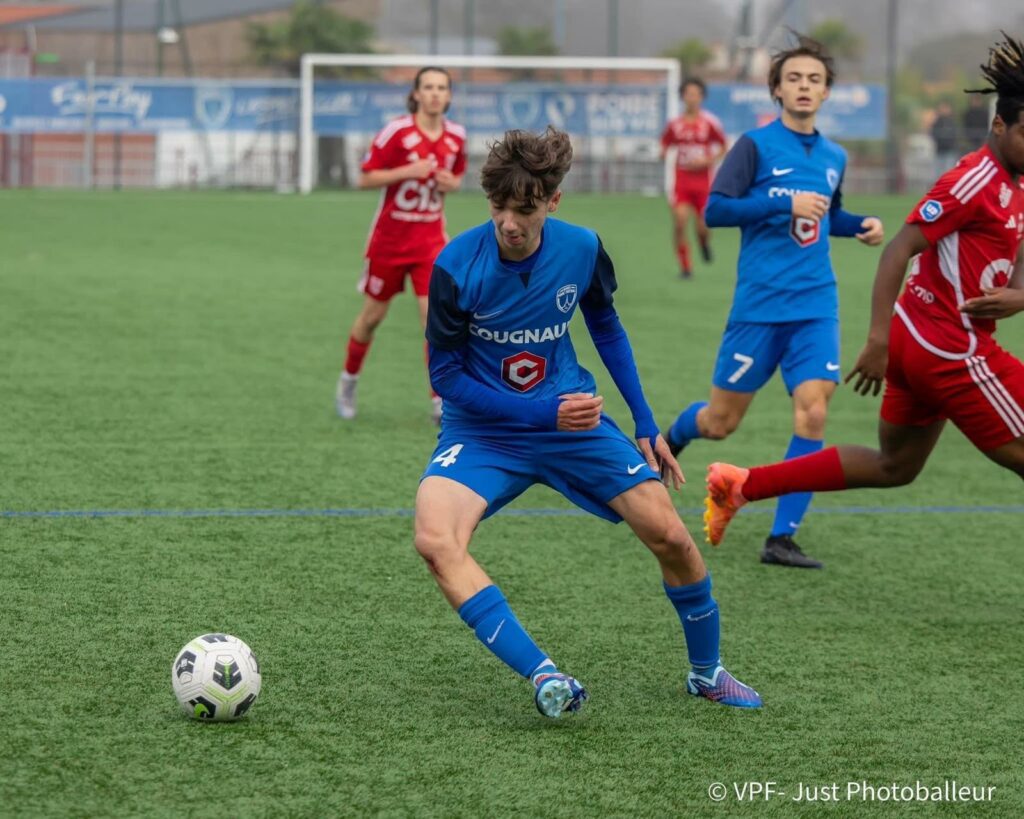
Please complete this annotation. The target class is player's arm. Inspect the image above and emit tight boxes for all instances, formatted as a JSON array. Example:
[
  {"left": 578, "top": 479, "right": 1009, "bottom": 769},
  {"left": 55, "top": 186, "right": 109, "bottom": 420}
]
[
  {"left": 358, "top": 160, "right": 436, "bottom": 189},
  {"left": 579, "top": 238, "right": 684, "bottom": 487},
  {"left": 435, "top": 142, "right": 467, "bottom": 193},
  {"left": 703, "top": 136, "right": 804, "bottom": 227},
  {"left": 846, "top": 224, "right": 930, "bottom": 396},
  {"left": 704, "top": 119, "right": 728, "bottom": 167},
  {"left": 426, "top": 267, "right": 598, "bottom": 430},
  {"left": 828, "top": 174, "right": 883, "bottom": 245},
  {"left": 959, "top": 241, "right": 1024, "bottom": 319},
  {"left": 358, "top": 128, "right": 437, "bottom": 189},
  {"left": 659, "top": 123, "right": 672, "bottom": 161},
  {"left": 433, "top": 170, "right": 463, "bottom": 193}
]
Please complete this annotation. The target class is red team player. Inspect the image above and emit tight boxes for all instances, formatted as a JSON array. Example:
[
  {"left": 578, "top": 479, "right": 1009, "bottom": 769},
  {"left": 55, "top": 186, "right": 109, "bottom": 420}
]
[
  {"left": 660, "top": 78, "right": 727, "bottom": 279},
  {"left": 336, "top": 67, "right": 467, "bottom": 423},
  {"left": 702, "top": 35, "right": 1024, "bottom": 548}
]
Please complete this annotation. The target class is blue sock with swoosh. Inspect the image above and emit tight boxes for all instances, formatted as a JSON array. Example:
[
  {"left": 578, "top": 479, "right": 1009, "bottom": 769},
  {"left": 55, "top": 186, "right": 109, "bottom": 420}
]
[
  {"left": 770, "top": 435, "right": 824, "bottom": 537},
  {"left": 664, "top": 574, "right": 720, "bottom": 675},
  {"left": 668, "top": 401, "right": 707, "bottom": 449},
  {"left": 458, "top": 585, "right": 549, "bottom": 679}
]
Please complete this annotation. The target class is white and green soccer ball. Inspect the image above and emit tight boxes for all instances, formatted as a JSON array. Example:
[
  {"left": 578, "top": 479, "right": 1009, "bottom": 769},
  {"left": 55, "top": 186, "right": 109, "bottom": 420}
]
[{"left": 171, "top": 633, "right": 261, "bottom": 721}]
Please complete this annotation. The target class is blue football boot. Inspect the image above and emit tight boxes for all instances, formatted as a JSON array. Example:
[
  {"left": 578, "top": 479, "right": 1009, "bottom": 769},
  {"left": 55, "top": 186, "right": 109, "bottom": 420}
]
[
  {"left": 686, "top": 666, "right": 762, "bottom": 709},
  {"left": 534, "top": 671, "right": 588, "bottom": 718}
]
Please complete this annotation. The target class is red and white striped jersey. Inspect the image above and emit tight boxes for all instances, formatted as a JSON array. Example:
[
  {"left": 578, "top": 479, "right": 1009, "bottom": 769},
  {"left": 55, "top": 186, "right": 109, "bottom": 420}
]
[
  {"left": 361, "top": 115, "right": 467, "bottom": 262},
  {"left": 897, "top": 145, "right": 1024, "bottom": 359},
  {"left": 660, "top": 111, "right": 726, "bottom": 176}
]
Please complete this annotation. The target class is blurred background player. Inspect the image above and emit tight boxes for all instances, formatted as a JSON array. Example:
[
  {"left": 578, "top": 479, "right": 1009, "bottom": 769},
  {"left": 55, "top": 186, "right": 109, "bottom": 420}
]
[
  {"left": 336, "top": 67, "right": 467, "bottom": 423},
  {"left": 704, "top": 34, "right": 1024, "bottom": 549},
  {"left": 664, "top": 34, "right": 884, "bottom": 569},
  {"left": 660, "top": 78, "right": 726, "bottom": 279},
  {"left": 415, "top": 127, "right": 761, "bottom": 718}
]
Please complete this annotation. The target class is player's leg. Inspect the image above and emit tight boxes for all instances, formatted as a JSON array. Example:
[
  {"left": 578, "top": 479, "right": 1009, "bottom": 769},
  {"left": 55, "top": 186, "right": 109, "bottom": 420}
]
[
  {"left": 539, "top": 421, "right": 759, "bottom": 708},
  {"left": 336, "top": 258, "right": 403, "bottom": 419},
  {"left": 666, "top": 322, "right": 780, "bottom": 455},
  {"left": 416, "top": 443, "right": 586, "bottom": 717},
  {"left": 671, "top": 202, "right": 695, "bottom": 278},
  {"left": 692, "top": 185, "right": 713, "bottom": 263},
  {"left": 757, "top": 377, "right": 836, "bottom": 568},
  {"left": 703, "top": 417, "right": 946, "bottom": 546},
  {"left": 948, "top": 346, "right": 1024, "bottom": 479},
  {"left": 982, "top": 437, "right": 1024, "bottom": 478},
  {"left": 760, "top": 319, "right": 843, "bottom": 566},
  {"left": 607, "top": 480, "right": 761, "bottom": 708}
]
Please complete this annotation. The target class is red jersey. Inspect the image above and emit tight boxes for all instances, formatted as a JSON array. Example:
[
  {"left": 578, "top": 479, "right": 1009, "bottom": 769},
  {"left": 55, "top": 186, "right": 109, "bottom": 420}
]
[
  {"left": 361, "top": 115, "right": 467, "bottom": 262},
  {"left": 660, "top": 111, "right": 726, "bottom": 180},
  {"left": 897, "top": 146, "right": 1024, "bottom": 359}
]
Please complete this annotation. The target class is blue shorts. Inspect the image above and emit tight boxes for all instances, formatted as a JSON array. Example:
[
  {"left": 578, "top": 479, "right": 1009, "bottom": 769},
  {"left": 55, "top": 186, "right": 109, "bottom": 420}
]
[
  {"left": 420, "top": 415, "right": 660, "bottom": 523},
  {"left": 711, "top": 319, "right": 841, "bottom": 394}
]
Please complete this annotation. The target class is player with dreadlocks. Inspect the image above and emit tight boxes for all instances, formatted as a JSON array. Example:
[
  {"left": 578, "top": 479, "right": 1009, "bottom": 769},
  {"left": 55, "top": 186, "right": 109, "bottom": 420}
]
[{"left": 702, "top": 33, "right": 1024, "bottom": 548}]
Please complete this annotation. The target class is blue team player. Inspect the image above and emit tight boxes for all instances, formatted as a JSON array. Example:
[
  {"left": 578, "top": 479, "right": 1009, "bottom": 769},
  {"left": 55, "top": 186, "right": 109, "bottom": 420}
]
[
  {"left": 665, "top": 34, "right": 884, "bottom": 569},
  {"left": 414, "top": 126, "right": 761, "bottom": 718}
]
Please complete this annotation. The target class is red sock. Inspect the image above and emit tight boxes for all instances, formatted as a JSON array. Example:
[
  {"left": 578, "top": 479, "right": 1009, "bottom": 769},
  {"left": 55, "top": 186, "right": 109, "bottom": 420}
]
[
  {"left": 425, "top": 341, "right": 437, "bottom": 398},
  {"left": 743, "top": 447, "right": 847, "bottom": 501},
  {"left": 676, "top": 242, "right": 691, "bottom": 272},
  {"left": 344, "top": 336, "right": 371, "bottom": 375}
]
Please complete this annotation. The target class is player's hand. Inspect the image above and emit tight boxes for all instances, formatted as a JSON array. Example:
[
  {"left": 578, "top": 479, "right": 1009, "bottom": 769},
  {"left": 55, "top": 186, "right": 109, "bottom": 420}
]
[
  {"left": 791, "top": 192, "right": 829, "bottom": 221},
  {"left": 639, "top": 434, "right": 685, "bottom": 490},
  {"left": 844, "top": 339, "right": 889, "bottom": 396},
  {"left": 959, "top": 287, "right": 1024, "bottom": 320},
  {"left": 405, "top": 156, "right": 438, "bottom": 180},
  {"left": 556, "top": 393, "right": 603, "bottom": 431},
  {"left": 856, "top": 217, "right": 885, "bottom": 246},
  {"left": 434, "top": 169, "right": 459, "bottom": 192}
]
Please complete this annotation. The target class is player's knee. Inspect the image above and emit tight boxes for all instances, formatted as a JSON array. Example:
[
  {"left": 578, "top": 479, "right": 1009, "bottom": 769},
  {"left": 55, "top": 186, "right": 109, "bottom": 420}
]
[
  {"left": 412, "top": 528, "right": 463, "bottom": 573},
  {"left": 794, "top": 401, "right": 829, "bottom": 438},
  {"left": 878, "top": 457, "right": 922, "bottom": 487},
  {"left": 360, "top": 312, "right": 385, "bottom": 334},
  {"left": 703, "top": 413, "right": 738, "bottom": 440},
  {"left": 647, "top": 520, "right": 697, "bottom": 564}
]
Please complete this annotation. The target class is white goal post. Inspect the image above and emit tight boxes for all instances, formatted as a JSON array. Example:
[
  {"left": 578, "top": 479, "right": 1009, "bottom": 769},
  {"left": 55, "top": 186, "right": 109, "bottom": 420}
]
[{"left": 298, "top": 53, "right": 681, "bottom": 194}]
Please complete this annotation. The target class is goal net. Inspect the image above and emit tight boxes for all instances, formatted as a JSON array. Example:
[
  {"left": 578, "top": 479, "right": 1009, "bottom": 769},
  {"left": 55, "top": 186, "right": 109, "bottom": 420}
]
[{"left": 298, "top": 54, "right": 680, "bottom": 195}]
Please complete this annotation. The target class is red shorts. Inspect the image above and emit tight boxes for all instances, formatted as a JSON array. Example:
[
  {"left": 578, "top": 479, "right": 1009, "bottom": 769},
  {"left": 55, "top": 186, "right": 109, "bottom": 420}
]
[
  {"left": 881, "top": 316, "right": 1024, "bottom": 451},
  {"left": 358, "top": 253, "right": 437, "bottom": 302},
  {"left": 671, "top": 174, "right": 710, "bottom": 211}
]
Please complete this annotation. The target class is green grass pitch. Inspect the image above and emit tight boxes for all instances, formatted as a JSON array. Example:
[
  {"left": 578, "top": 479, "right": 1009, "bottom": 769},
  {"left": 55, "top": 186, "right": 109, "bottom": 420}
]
[{"left": 1, "top": 188, "right": 1021, "bottom": 817}]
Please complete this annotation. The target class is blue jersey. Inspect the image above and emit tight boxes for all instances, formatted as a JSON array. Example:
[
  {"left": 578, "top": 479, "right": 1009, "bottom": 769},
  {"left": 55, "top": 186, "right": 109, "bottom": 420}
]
[
  {"left": 708, "top": 118, "right": 860, "bottom": 324},
  {"left": 426, "top": 217, "right": 656, "bottom": 437}
]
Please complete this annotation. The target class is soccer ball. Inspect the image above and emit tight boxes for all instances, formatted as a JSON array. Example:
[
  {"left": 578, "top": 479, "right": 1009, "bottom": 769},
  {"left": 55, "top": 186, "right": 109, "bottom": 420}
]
[{"left": 171, "top": 633, "right": 261, "bottom": 721}]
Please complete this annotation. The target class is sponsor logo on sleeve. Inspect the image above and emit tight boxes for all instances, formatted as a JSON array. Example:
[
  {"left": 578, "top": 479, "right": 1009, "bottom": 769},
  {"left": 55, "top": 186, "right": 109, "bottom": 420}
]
[{"left": 919, "top": 199, "right": 943, "bottom": 222}]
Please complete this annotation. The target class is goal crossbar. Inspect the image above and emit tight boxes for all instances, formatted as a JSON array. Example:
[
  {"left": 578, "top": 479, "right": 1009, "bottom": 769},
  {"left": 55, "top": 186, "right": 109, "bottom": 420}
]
[{"left": 298, "top": 53, "right": 681, "bottom": 193}]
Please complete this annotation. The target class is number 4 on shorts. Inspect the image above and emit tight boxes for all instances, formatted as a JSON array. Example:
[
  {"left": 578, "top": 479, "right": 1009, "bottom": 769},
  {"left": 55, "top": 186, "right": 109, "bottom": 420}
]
[
  {"left": 728, "top": 353, "right": 754, "bottom": 385},
  {"left": 432, "top": 444, "right": 463, "bottom": 468}
]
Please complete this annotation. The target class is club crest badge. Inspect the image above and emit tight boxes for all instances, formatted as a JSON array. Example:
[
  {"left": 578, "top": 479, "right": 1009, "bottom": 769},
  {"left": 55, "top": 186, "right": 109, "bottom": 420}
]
[{"left": 556, "top": 284, "right": 578, "bottom": 314}]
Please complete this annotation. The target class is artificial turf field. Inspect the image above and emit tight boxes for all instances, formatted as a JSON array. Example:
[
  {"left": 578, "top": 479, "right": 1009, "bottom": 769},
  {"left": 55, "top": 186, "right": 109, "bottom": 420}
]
[{"left": 2, "top": 188, "right": 1022, "bottom": 817}]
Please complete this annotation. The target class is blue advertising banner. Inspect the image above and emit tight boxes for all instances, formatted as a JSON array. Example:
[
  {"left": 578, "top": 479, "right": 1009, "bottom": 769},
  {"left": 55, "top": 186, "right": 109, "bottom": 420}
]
[{"left": 0, "top": 78, "right": 887, "bottom": 140}]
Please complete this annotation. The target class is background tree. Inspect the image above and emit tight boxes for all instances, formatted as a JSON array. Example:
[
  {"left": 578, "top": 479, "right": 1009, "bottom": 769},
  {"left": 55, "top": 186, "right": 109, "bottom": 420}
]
[
  {"left": 660, "top": 37, "right": 712, "bottom": 76},
  {"left": 246, "top": 0, "right": 375, "bottom": 77},
  {"left": 496, "top": 25, "right": 559, "bottom": 57},
  {"left": 808, "top": 19, "right": 864, "bottom": 62}
]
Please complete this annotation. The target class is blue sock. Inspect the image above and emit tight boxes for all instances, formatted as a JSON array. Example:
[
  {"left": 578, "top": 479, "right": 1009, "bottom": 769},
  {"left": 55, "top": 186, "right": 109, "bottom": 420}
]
[
  {"left": 770, "top": 435, "right": 824, "bottom": 537},
  {"left": 663, "top": 574, "right": 720, "bottom": 675},
  {"left": 668, "top": 401, "right": 707, "bottom": 448},
  {"left": 458, "top": 585, "right": 549, "bottom": 679}
]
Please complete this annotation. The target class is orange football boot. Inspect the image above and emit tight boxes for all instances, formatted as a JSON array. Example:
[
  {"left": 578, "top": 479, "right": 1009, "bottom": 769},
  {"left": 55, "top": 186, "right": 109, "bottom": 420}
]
[{"left": 703, "top": 462, "right": 750, "bottom": 546}]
